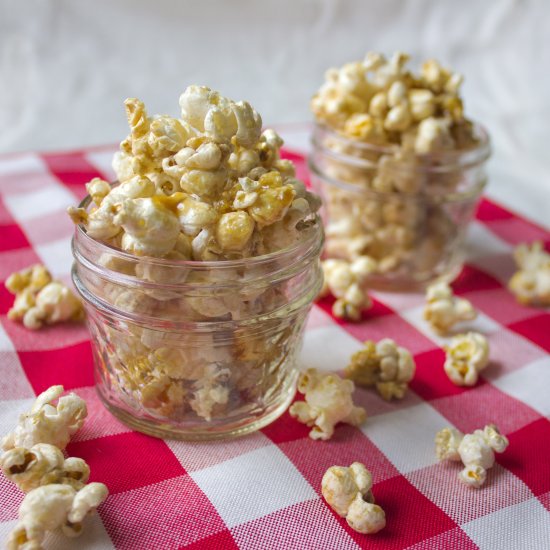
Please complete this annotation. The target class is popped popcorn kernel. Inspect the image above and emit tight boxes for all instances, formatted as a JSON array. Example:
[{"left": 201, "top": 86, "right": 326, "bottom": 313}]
[
  {"left": 6, "top": 265, "right": 84, "bottom": 331},
  {"left": 444, "top": 332, "right": 489, "bottom": 386},
  {"left": 2, "top": 386, "right": 87, "bottom": 452},
  {"left": 423, "top": 281, "right": 477, "bottom": 334},
  {"left": 508, "top": 241, "right": 550, "bottom": 306},
  {"left": 435, "top": 424, "right": 509, "bottom": 488},
  {"left": 320, "top": 257, "right": 375, "bottom": 321},
  {"left": 345, "top": 338, "right": 416, "bottom": 400},
  {"left": 1, "top": 443, "right": 90, "bottom": 492},
  {"left": 6, "top": 482, "right": 108, "bottom": 550},
  {"left": 289, "top": 368, "right": 366, "bottom": 440},
  {"left": 321, "top": 462, "right": 385, "bottom": 534}
]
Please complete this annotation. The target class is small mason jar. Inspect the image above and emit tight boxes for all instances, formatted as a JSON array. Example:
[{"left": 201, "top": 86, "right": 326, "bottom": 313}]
[
  {"left": 72, "top": 195, "right": 323, "bottom": 440},
  {"left": 309, "top": 122, "right": 491, "bottom": 290}
]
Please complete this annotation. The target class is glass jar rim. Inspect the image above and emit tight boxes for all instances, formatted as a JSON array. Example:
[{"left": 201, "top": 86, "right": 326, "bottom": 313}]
[{"left": 73, "top": 194, "right": 323, "bottom": 272}]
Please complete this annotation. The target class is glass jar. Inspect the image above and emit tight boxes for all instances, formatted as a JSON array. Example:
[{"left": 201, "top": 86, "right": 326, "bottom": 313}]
[
  {"left": 309, "top": 122, "right": 491, "bottom": 291},
  {"left": 71, "top": 195, "right": 323, "bottom": 440}
]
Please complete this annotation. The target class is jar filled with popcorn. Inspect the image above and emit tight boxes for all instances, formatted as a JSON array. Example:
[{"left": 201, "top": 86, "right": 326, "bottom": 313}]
[
  {"left": 70, "top": 87, "right": 323, "bottom": 439},
  {"left": 309, "top": 52, "right": 491, "bottom": 290}
]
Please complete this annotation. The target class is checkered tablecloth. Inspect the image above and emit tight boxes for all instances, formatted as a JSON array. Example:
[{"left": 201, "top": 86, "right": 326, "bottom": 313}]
[{"left": 1, "top": 142, "right": 550, "bottom": 550}]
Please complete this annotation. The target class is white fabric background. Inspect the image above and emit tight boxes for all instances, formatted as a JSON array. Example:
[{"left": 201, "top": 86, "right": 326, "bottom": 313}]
[{"left": 1, "top": 0, "right": 549, "bottom": 227}]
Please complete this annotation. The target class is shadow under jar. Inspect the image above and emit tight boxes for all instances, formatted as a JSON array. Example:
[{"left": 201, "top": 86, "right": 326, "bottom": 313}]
[
  {"left": 72, "top": 195, "right": 323, "bottom": 440},
  {"left": 309, "top": 122, "right": 491, "bottom": 291}
]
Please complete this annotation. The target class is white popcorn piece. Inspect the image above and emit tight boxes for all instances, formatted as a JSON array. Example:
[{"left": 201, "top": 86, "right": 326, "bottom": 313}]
[
  {"left": 189, "top": 365, "right": 231, "bottom": 421},
  {"left": 320, "top": 257, "right": 375, "bottom": 321},
  {"left": 321, "top": 462, "right": 385, "bottom": 534},
  {"left": 509, "top": 241, "right": 550, "bottom": 306},
  {"left": 2, "top": 386, "right": 87, "bottom": 452},
  {"left": 115, "top": 196, "right": 181, "bottom": 256},
  {"left": 1, "top": 443, "right": 90, "bottom": 492},
  {"left": 414, "top": 117, "right": 455, "bottom": 154},
  {"left": 6, "top": 265, "right": 84, "bottom": 331},
  {"left": 345, "top": 338, "right": 416, "bottom": 400},
  {"left": 423, "top": 281, "right": 477, "bottom": 334},
  {"left": 289, "top": 369, "right": 366, "bottom": 440},
  {"left": 6, "top": 482, "right": 108, "bottom": 549},
  {"left": 435, "top": 424, "right": 509, "bottom": 488},
  {"left": 444, "top": 332, "right": 489, "bottom": 386}
]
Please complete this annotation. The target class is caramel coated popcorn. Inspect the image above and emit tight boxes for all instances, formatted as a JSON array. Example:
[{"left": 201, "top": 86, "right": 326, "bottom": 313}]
[
  {"left": 345, "top": 338, "right": 415, "bottom": 400},
  {"left": 311, "top": 52, "right": 485, "bottom": 284},
  {"left": 321, "top": 462, "right": 385, "bottom": 534},
  {"left": 68, "top": 87, "right": 322, "bottom": 425},
  {"left": 508, "top": 241, "right": 550, "bottom": 306},
  {"left": 6, "top": 265, "right": 84, "bottom": 330},
  {"left": 423, "top": 281, "right": 477, "bottom": 334},
  {"left": 444, "top": 332, "right": 489, "bottom": 386},
  {"left": 72, "top": 87, "right": 320, "bottom": 261},
  {"left": 435, "top": 424, "right": 509, "bottom": 488},
  {"left": 289, "top": 368, "right": 366, "bottom": 440}
]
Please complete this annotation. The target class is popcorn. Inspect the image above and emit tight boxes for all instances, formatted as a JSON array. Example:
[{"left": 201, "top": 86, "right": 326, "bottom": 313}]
[
  {"left": 435, "top": 424, "right": 509, "bottom": 488},
  {"left": 508, "top": 241, "right": 550, "bottom": 306},
  {"left": 423, "top": 281, "right": 477, "bottom": 334},
  {"left": 444, "top": 332, "right": 489, "bottom": 386},
  {"left": 71, "top": 86, "right": 318, "bottom": 262},
  {"left": 6, "top": 265, "right": 84, "bottom": 330},
  {"left": 68, "top": 86, "right": 323, "bottom": 431},
  {"left": 320, "top": 257, "right": 375, "bottom": 321},
  {"left": 1, "top": 443, "right": 90, "bottom": 492},
  {"left": 2, "top": 386, "right": 87, "bottom": 452},
  {"left": 289, "top": 368, "right": 367, "bottom": 440},
  {"left": 311, "top": 52, "right": 482, "bottom": 283},
  {"left": 321, "top": 462, "right": 385, "bottom": 534},
  {"left": 6, "top": 482, "right": 108, "bottom": 549},
  {"left": 345, "top": 338, "right": 415, "bottom": 400}
]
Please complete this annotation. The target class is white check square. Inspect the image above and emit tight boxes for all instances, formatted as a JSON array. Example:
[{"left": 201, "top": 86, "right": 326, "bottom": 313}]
[
  {"left": 86, "top": 151, "right": 116, "bottom": 182},
  {"left": 491, "top": 356, "right": 550, "bottom": 417},
  {"left": 361, "top": 402, "right": 452, "bottom": 473},
  {"left": 462, "top": 498, "right": 550, "bottom": 550},
  {"left": 190, "top": 444, "right": 317, "bottom": 528},
  {"left": 35, "top": 236, "right": 74, "bottom": 278},
  {"left": 300, "top": 324, "right": 363, "bottom": 373},
  {"left": 465, "top": 221, "right": 512, "bottom": 261},
  {"left": 4, "top": 184, "right": 76, "bottom": 222}
]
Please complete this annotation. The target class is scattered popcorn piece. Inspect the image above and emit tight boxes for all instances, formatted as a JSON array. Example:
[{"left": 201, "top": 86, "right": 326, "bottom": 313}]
[
  {"left": 289, "top": 368, "right": 366, "bottom": 440},
  {"left": 321, "top": 462, "right": 385, "bottom": 534},
  {"left": 6, "top": 265, "right": 84, "bottom": 330},
  {"left": 444, "top": 332, "right": 489, "bottom": 386},
  {"left": 0, "top": 443, "right": 90, "bottom": 492},
  {"left": 423, "top": 281, "right": 477, "bottom": 334},
  {"left": 6, "top": 482, "right": 108, "bottom": 550},
  {"left": 2, "top": 386, "right": 87, "bottom": 452},
  {"left": 435, "top": 424, "right": 509, "bottom": 488},
  {"left": 345, "top": 338, "right": 416, "bottom": 400},
  {"left": 320, "top": 257, "right": 375, "bottom": 321},
  {"left": 508, "top": 241, "right": 550, "bottom": 306}
]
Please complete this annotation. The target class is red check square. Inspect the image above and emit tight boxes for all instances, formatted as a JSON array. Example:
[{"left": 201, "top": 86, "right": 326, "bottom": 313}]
[
  {"left": 509, "top": 314, "right": 550, "bottom": 353},
  {"left": 430, "top": 383, "right": 540, "bottom": 436},
  {"left": 498, "top": 418, "right": 550, "bottom": 497},
  {"left": 0, "top": 223, "right": 30, "bottom": 252},
  {"left": 17, "top": 340, "right": 95, "bottom": 394},
  {"left": 67, "top": 431, "right": 186, "bottom": 494},
  {"left": 100, "top": 475, "right": 227, "bottom": 550},
  {"left": 476, "top": 198, "right": 514, "bottom": 222}
]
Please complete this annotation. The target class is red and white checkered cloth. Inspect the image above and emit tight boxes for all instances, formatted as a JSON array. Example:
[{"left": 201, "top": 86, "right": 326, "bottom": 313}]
[{"left": 1, "top": 142, "right": 550, "bottom": 550}]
